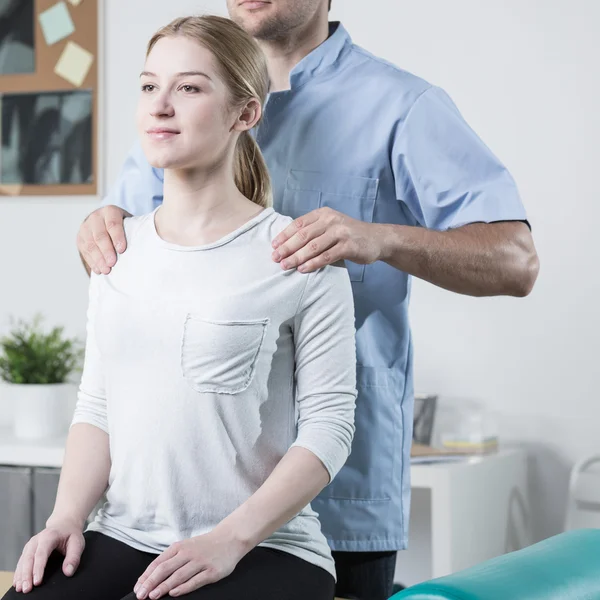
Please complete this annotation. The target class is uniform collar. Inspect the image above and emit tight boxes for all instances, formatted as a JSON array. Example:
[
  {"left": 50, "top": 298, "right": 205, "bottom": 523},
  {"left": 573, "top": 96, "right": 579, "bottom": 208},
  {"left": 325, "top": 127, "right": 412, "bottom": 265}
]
[{"left": 288, "top": 22, "right": 351, "bottom": 90}]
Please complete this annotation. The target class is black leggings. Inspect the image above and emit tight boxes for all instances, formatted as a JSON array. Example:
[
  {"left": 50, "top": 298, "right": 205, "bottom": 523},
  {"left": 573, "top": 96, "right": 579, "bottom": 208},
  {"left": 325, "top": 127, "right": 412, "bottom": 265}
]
[
  {"left": 1, "top": 531, "right": 335, "bottom": 600},
  {"left": 332, "top": 550, "right": 397, "bottom": 600}
]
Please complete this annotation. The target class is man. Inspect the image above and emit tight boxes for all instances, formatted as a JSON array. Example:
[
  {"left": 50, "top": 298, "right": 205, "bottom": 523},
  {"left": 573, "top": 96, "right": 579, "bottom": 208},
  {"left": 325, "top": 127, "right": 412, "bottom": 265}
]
[{"left": 77, "top": 1, "right": 539, "bottom": 598}]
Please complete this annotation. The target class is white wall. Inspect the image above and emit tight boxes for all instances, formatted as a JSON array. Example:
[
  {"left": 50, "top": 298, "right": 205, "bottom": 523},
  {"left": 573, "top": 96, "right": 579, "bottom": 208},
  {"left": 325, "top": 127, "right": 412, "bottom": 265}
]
[{"left": 1, "top": 0, "right": 598, "bottom": 542}]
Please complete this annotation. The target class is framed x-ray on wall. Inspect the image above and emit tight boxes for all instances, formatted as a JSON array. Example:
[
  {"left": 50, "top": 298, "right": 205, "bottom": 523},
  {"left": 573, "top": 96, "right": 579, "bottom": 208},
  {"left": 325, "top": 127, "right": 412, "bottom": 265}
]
[{"left": 0, "top": 0, "right": 98, "bottom": 196}]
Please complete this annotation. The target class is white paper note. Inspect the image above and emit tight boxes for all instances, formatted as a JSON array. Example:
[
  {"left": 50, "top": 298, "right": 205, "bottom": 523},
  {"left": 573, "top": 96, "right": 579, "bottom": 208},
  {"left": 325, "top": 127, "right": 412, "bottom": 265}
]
[{"left": 54, "top": 41, "right": 94, "bottom": 87}]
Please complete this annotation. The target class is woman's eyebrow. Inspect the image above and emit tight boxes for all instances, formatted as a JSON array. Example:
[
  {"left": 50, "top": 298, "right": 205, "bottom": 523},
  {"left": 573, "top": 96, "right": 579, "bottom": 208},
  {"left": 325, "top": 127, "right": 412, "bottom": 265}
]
[{"left": 140, "top": 70, "right": 213, "bottom": 82}]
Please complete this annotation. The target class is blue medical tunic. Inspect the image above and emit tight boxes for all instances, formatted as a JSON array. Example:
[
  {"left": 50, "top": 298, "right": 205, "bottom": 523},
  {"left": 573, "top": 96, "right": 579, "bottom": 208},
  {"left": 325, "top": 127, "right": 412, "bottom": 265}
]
[{"left": 101, "top": 22, "right": 527, "bottom": 551}]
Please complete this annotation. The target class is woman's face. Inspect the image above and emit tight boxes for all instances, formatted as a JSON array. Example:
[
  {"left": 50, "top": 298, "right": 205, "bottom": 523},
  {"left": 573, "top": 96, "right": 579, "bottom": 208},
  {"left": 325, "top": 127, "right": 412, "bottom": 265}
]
[{"left": 137, "top": 36, "right": 235, "bottom": 171}]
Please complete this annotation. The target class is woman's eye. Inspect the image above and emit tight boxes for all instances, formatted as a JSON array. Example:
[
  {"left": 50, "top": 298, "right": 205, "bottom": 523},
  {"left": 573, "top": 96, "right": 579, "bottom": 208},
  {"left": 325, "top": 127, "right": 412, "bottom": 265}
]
[
  {"left": 181, "top": 85, "right": 199, "bottom": 93},
  {"left": 141, "top": 84, "right": 155, "bottom": 92}
]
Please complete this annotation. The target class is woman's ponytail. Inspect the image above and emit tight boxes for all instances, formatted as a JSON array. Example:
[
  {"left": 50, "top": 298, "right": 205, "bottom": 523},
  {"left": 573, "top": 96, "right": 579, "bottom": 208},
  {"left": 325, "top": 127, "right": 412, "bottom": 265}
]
[{"left": 234, "top": 131, "right": 272, "bottom": 208}]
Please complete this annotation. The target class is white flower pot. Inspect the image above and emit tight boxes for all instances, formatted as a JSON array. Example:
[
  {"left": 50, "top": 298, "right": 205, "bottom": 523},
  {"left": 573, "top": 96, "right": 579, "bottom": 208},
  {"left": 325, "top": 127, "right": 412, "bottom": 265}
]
[
  {"left": 9, "top": 383, "right": 69, "bottom": 440},
  {"left": 0, "top": 381, "right": 14, "bottom": 428}
]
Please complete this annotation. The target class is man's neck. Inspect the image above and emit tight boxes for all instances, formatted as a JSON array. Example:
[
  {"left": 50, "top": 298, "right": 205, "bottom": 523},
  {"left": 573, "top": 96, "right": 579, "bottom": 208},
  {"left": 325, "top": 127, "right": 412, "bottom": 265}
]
[{"left": 257, "top": 18, "right": 330, "bottom": 93}]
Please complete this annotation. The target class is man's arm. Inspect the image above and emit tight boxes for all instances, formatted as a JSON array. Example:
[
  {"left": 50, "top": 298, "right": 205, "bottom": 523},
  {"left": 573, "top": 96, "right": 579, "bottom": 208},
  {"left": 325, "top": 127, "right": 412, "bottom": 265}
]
[
  {"left": 378, "top": 220, "right": 538, "bottom": 297},
  {"left": 271, "top": 85, "right": 539, "bottom": 297},
  {"left": 271, "top": 211, "right": 538, "bottom": 297}
]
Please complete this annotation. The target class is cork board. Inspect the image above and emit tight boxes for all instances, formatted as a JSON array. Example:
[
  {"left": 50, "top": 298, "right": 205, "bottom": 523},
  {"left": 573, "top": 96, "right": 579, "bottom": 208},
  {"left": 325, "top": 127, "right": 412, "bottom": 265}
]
[{"left": 0, "top": 0, "right": 98, "bottom": 196}]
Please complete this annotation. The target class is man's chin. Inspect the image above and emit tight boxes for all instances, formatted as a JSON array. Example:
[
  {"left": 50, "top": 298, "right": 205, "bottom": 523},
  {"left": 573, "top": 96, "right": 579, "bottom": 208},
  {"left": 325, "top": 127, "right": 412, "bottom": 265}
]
[{"left": 230, "top": 12, "right": 280, "bottom": 39}]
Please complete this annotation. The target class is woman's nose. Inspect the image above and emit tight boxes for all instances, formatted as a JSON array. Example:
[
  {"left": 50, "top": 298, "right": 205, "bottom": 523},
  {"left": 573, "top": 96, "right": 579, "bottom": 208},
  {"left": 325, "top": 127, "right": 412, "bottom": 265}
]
[{"left": 150, "top": 93, "right": 174, "bottom": 118}]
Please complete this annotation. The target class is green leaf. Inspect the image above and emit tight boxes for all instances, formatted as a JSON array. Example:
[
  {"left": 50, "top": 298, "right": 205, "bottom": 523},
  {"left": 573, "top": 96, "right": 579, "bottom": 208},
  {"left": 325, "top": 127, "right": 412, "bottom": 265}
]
[{"left": 0, "top": 313, "right": 83, "bottom": 385}]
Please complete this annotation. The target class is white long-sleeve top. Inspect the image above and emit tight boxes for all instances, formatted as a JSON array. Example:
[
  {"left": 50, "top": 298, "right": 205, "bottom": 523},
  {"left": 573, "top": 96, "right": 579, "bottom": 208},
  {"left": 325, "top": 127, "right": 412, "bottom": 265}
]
[{"left": 72, "top": 206, "right": 357, "bottom": 578}]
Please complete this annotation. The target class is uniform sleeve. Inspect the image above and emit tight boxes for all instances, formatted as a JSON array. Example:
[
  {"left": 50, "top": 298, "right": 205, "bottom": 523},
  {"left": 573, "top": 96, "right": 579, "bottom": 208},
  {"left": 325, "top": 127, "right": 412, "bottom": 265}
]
[
  {"left": 392, "top": 86, "right": 528, "bottom": 231},
  {"left": 290, "top": 264, "right": 357, "bottom": 483},
  {"left": 71, "top": 273, "right": 108, "bottom": 434},
  {"left": 100, "top": 141, "right": 164, "bottom": 216}
]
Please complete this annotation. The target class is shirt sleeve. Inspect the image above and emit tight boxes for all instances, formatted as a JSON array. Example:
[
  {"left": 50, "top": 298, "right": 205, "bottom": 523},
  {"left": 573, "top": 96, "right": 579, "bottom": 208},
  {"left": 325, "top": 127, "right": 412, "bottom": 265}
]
[
  {"left": 290, "top": 263, "right": 357, "bottom": 483},
  {"left": 71, "top": 273, "right": 108, "bottom": 434},
  {"left": 100, "top": 141, "right": 164, "bottom": 216},
  {"left": 392, "top": 86, "right": 527, "bottom": 231}
]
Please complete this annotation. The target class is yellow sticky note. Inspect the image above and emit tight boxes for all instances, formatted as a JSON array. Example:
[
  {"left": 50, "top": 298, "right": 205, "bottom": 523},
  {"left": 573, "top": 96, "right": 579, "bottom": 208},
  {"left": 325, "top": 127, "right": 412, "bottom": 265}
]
[
  {"left": 68, "top": 0, "right": 83, "bottom": 5},
  {"left": 54, "top": 41, "right": 94, "bottom": 87}
]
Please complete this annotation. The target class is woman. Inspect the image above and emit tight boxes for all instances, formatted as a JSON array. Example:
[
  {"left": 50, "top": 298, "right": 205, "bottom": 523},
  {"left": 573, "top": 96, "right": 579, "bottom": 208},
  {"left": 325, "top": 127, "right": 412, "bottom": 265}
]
[{"left": 4, "top": 15, "right": 356, "bottom": 600}]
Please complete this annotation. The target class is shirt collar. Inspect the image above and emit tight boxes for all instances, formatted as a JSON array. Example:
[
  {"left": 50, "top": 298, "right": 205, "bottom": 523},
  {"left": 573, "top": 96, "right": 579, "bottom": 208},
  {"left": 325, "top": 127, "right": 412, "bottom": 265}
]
[{"left": 288, "top": 22, "right": 351, "bottom": 90}]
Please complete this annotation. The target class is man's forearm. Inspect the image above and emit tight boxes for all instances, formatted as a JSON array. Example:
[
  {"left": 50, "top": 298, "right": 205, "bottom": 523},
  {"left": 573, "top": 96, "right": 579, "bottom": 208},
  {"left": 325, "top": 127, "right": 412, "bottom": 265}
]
[
  {"left": 377, "top": 220, "right": 539, "bottom": 297},
  {"left": 47, "top": 423, "right": 110, "bottom": 529},
  {"left": 214, "top": 446, "right": 330, "bottom": 552}
]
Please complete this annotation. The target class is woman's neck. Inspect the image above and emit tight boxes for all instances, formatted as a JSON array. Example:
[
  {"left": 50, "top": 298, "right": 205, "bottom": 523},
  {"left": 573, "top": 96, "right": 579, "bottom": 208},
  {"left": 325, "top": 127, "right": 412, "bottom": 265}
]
[{"left": 156, "top": 167, "right": 263, "bottom": 247}]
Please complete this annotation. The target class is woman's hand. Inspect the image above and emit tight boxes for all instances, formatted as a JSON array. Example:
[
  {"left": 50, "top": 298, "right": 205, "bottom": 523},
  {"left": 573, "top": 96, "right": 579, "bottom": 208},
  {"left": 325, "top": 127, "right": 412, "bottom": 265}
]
[
  {"left": 13, "top": 518, "right": 85, "bottom": 593},
  {"left": 133, "top": 528, "right": 249, "bottom": 599}
]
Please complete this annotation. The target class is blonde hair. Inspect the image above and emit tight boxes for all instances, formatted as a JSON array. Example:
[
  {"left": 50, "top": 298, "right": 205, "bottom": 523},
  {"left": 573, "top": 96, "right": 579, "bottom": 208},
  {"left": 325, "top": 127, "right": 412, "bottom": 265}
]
[{"left": 147, "top": 16, "right": 272, "bottom": 208}]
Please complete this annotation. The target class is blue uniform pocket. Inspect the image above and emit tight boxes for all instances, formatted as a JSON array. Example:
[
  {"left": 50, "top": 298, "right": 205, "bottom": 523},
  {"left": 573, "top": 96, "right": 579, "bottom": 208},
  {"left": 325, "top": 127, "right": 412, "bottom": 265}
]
[
  {"left": 281, "top": 169, "right": 379, "bottom": 282},
  {"left": 318, "top": 366, "right": 402, "bottom": 501}
]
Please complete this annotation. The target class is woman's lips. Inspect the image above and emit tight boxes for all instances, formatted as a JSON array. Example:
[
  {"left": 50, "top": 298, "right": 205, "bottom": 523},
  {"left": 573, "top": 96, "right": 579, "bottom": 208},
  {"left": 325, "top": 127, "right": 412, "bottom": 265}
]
[{"left": 147, "top": 128, "right": 180, "bottom": 140}]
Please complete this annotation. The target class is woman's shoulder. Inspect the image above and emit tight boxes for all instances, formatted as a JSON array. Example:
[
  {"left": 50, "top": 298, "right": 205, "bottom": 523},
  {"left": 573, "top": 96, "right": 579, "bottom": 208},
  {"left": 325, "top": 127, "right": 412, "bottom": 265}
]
[
  {"left": 265, "top": 209, "right": 294, "bottom": 238},
  {"left": 264, "top": 209, "right": 353, "bottom": 286},
  {"left": 122, "top": 211, "right": 154, "bottom": 246}
]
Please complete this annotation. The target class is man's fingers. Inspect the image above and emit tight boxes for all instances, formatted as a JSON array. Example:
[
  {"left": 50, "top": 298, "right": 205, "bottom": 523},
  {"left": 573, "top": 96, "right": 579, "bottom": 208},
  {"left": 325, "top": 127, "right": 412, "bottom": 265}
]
[
  {"left": 77, "top": 206, "right": 127, "bottom": 275},
  {"left": 89, "top": 221, "right": 118, "bottom": 270},
  {"left": 297, "top": 243, "right": 344, "bottom": 274},
  {"left": 79, "top": 231, "right": 108, "bottom": 275},
  {"left": 78, "top": 217, "right": 111, "bottom": 274},
  {"left": 272, "top": 221, "right": 328, "bottom": 263},
  {"left": 105, "top": 209, "right": 128, "bottom": 255},
  {"left": 271, "top": 211, "right": 321, "bottom": 250},
  {"left": 279, "top": 233, "right": 337, "bottom": 270}
]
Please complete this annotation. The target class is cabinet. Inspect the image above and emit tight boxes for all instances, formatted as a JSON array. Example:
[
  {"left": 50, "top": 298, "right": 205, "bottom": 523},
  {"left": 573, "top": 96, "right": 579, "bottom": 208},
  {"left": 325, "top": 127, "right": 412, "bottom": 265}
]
[
  {"left": 0, "top": 427, "right": 103, "bottom": 572},
  {"left": 0, "top": 466, "right": 60, "bottom": 571}
]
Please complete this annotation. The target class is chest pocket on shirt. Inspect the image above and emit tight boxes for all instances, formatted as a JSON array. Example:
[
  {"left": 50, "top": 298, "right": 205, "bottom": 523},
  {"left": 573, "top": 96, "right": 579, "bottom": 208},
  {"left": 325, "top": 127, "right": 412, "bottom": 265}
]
[
  {"left": 181, "top": 315, "right": 269, "bottom": 395},
  {"left": 281, "top": 169, "right": 379, "bottom": 283}
]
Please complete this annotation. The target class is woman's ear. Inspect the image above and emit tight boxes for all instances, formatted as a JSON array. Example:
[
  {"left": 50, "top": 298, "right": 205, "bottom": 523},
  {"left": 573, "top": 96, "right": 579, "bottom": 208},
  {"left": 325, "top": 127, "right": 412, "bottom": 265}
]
[{"left": 233, "top": 98, "right": 262, "bottom": 133}]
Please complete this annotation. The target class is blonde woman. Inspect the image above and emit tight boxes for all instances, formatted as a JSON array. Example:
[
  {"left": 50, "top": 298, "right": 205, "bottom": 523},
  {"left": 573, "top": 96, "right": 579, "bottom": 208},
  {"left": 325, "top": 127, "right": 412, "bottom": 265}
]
[{"left": 4, "top": 16, "right": 356, "bottom": 600}]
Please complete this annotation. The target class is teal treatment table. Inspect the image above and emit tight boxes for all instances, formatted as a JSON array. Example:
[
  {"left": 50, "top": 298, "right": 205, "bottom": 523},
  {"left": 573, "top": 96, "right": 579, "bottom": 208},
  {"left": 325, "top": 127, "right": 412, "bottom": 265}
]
[{"left": 390, "top": 529, "right": 600, "bottom": 599}]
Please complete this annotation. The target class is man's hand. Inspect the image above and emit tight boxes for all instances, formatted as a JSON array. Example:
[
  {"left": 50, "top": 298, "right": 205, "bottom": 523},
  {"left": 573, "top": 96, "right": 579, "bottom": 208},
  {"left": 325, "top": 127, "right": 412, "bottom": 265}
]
[
  {"left": 271, "top": 207, "right": 383, "bottom": 273},
  {"left": 133, "top": 529, "right": 248, "bottom": 599},
  {"left": 77, "top": 206, "right": 130, "bottom": 275}
]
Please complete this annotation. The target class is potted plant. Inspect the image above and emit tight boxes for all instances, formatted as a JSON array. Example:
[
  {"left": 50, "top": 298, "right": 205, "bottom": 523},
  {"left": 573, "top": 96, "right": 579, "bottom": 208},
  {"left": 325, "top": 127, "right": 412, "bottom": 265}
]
[{"left": 0, "top": 314, "right": 83, "bottom": 440}]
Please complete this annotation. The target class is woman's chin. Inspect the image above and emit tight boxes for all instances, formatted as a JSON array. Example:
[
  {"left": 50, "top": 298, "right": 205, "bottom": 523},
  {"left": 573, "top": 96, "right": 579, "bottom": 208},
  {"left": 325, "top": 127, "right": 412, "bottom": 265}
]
[{"left": 144, "top": 151, "right": 182, "bottom": 170}]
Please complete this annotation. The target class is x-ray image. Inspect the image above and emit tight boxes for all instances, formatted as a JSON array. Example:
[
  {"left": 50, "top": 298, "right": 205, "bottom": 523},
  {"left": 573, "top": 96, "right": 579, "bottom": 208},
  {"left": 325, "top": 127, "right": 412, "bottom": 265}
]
[
  {"left": 1, "top": 91, "right": 93, "bottom": 185},
  {"left": 0, "top": 0, "right": 35, "bottom": 75}
]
